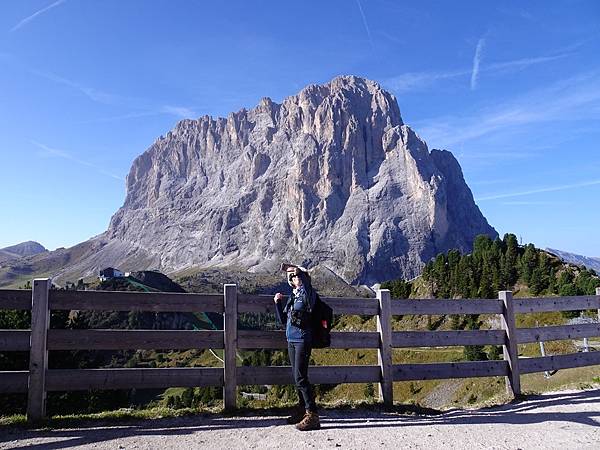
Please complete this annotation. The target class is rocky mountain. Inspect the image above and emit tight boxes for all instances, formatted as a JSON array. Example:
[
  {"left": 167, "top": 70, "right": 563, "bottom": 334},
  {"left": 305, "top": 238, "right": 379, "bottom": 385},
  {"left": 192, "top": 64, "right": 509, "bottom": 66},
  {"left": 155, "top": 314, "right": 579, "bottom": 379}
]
[
  {"left": 0, "top": 241, "right": 46, "bottom": 263},
  {"left": 1, "top": 76, "right": 496, "bottom": 287},
  {"left": 546, "top": 248, "right": 600, "bottom": 274}
]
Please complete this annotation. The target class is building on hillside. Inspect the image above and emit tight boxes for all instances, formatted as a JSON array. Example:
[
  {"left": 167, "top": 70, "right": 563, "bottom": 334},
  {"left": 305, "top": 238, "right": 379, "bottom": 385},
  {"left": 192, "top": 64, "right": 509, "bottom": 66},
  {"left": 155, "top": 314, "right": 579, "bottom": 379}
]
[{"left": 98, "top": 267, "right": 124, "bottom": 281}]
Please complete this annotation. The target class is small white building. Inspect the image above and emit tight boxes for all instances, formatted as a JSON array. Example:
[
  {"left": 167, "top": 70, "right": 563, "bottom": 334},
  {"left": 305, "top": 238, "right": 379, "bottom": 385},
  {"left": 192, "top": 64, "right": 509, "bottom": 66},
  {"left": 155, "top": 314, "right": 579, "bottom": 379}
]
[{"left": 98, "top": 267, "right": 124, "bottom": 281}]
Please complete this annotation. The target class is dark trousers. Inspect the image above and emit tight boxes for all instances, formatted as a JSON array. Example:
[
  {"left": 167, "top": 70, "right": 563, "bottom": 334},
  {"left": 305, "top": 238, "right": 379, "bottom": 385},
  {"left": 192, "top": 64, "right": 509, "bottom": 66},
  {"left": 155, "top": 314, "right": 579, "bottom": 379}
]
[{"left": 288, "top": 341, "right": 317, "bottom": 412}]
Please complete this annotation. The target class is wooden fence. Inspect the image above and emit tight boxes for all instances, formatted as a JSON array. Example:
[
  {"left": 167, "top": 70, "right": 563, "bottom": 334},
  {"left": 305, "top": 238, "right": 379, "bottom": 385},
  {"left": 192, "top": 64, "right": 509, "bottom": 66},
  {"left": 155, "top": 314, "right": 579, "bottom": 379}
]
[{"left": 1, "top": 280, "right": 599, "bottom": 422}]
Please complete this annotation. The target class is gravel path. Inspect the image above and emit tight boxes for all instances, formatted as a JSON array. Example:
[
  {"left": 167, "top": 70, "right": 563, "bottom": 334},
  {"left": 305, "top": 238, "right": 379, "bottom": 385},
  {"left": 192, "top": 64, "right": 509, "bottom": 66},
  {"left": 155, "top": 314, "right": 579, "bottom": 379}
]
[{"left": 2, "top": 389, "right": 599, "bottom": 449}]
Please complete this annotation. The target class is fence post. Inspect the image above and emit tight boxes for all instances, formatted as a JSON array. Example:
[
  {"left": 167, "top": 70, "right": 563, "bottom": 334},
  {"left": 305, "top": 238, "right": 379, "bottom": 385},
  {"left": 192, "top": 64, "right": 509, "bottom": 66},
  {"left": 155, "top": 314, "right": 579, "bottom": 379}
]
[
  {"left": 27, "top": 278, "right": 51, "bottom": 422},
  {"left": 499, "top": 290, "right": 521, "bottom": 397},
  {"left": 223, "top": 284, "right": 238, "bottom": 411},
  {"left": 596, "top": 287, "right": 600, "bottom": 323},
  {"left": 376, "top": 289, "right": 393, "bottom": 407}
]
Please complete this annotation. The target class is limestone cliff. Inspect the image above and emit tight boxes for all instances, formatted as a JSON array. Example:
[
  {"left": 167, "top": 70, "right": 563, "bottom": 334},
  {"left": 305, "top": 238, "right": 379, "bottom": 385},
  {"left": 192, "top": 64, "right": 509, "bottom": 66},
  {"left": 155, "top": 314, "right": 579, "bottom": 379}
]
[{"left": 103, "top": 75, "right": 496, "bottom": 284}]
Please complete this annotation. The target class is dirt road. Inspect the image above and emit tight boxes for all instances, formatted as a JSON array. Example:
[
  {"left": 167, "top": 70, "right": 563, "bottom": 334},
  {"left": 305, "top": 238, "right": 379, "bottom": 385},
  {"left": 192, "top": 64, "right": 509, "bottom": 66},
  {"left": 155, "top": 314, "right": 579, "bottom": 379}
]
[{"left": 2, "top": 389, "right": 599, "bottom": 449}]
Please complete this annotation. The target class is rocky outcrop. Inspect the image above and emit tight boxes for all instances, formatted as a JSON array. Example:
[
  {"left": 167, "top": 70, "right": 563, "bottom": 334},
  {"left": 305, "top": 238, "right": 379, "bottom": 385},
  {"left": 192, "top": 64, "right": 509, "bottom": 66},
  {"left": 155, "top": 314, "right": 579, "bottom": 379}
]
[{"left": 102, "top": 75, "right": 496, "bottom": 285}]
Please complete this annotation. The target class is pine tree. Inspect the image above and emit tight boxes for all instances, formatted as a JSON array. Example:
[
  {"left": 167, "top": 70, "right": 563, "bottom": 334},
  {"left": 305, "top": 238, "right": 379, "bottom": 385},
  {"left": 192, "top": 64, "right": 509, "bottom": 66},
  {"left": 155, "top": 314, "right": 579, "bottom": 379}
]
[
  {"left": 547, "top": 268, "right": 557, "bottom": 294},
  {"left": 457, "top": 257, "right": 471, "bottom": 298},
  {"left": 473, "top": 235, "right": 493, "bottom": 257},
  {"left": 433, "top": 254, "right": 449, "bottom": 298},
  {"left": 503, "top": 233, "right": 519, "bottom": 286},
  {"left": 529, "top": 268, "right": 545, "bottom": 295},
  {"left": 557, "top": 268, "right": 575, "bottom": 294},
  {"left": 447, "top": 249, "right": 461, "bottom": 298},
  {"left": 520, "top": 244, "right": 537, "bottom": 284},
  {"left": 478, "top": 263, "right": 494, "bottom": 299},
  {"left": 181, "top": 388, "right": 194, "bottom": 407},
  {"left": 381, "top": 279, "right": 412, "bottom": 299}
]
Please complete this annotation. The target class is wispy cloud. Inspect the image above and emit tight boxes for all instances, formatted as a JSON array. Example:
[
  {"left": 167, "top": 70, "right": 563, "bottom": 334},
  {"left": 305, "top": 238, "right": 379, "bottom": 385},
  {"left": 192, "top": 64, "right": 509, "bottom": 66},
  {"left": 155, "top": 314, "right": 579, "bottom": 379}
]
[
  {"left": 496, "top": 6, "right": 534, "bottom": 21},
  {"left": 11, "top": 0, "right": 67, "bottom": 32},
  {"left": 488, "top": 54, "right": 568, "bottom": 72},
  {"left": 468, "top": 178, "right": 514, "bottom": 187},
  {"left": 160, "top": 105, "right": 198, "bottom": 119},
  {"left": 356, "top": 0, "right": 374, "bottom": 50},
  {"left": 384, "top": 68, "right": 469, "bottom": 93},
  {"left": 384, "top": 50, "right": 571, "bottom": 93},
  {"left": 415, "top": 71, "right": 600, "bottom": 148},
  {"left": 477, "top": 179, "right": 600, "bottom": 201},
  {"left": 470, "top": 37, "right": 485, "bottom": 90},
  {"left": 32, "top": 141, "right": 125, "bottom": 181},
  {"left": 75, "top": 111, "right": 161, "bottom": 124},
  {"left": 32, "top": 70, "right": 133, "bottom": 105},
  {"left": 376, "top": 31, "right": 404, "bottom": 46},
  {"left": 500, "top": 200, "right": 564, "bottom": 206},
  {"left": 458, "top": 151, "right": 538, "bottom": 161},
  {"left": 31, "top": 70, "right": 198, "bottom": 119}
]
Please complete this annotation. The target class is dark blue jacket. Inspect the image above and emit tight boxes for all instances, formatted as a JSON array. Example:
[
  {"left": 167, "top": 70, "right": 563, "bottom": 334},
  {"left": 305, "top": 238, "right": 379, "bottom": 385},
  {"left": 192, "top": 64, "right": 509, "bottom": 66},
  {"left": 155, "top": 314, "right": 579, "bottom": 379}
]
[{"left": 275, "top": 285, "right": 316, "bottom": 343}]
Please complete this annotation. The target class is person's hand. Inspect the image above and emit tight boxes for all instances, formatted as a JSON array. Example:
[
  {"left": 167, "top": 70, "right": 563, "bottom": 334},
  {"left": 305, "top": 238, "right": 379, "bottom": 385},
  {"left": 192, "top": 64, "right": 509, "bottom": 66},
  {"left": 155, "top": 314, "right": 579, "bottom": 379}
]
[{"left": 274, "top": 292, "right": 283, "bottom": 303}]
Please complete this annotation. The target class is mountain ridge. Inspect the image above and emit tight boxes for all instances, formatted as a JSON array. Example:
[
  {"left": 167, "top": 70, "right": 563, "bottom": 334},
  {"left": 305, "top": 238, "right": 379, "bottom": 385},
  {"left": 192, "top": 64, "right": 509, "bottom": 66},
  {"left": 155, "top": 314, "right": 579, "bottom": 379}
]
[{"left": 546, "top": 248, "right": 600, "bottom": 274}]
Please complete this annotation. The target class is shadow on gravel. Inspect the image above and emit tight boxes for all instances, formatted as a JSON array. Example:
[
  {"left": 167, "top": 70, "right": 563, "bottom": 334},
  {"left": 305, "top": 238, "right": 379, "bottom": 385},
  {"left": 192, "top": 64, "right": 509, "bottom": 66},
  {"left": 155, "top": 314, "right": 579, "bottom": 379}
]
[
  {"left": 322, "top": 389, "right": 600, "bottom": 430},
  {"left": 2, "top": 389, "right": 599, "bottom": 450}
]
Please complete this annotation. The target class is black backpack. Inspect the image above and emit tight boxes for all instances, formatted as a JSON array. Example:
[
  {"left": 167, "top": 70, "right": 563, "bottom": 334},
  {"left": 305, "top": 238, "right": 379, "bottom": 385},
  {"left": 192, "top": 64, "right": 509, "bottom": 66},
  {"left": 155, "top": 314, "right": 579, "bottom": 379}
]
[{"left": 310, "top": 294, "right": 333, "bottom": 348}]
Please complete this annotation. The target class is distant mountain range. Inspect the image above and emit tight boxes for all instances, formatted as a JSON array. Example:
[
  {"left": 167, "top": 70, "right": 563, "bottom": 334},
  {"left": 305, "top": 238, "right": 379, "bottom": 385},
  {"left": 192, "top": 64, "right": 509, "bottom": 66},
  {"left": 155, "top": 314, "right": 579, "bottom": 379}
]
[
  {"left": 0, "top": 241, "right": 46, "bottom": 263},
  {"left": 546, "top": 248, "right": 600, "bottom": 273}
]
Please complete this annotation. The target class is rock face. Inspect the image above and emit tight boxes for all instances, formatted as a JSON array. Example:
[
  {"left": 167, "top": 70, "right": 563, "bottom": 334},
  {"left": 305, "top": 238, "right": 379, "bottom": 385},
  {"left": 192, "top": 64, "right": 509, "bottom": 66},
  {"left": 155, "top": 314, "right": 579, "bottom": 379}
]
[{"left": 103, "top": 75, "right": 496, "bottom": 285}]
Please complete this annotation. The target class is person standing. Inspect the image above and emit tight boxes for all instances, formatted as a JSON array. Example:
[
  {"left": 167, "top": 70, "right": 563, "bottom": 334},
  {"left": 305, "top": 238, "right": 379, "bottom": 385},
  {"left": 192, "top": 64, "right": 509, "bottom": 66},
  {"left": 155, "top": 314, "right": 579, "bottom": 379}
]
[{"left": 274, "top": 266, "right": 320, "bottom": 431}]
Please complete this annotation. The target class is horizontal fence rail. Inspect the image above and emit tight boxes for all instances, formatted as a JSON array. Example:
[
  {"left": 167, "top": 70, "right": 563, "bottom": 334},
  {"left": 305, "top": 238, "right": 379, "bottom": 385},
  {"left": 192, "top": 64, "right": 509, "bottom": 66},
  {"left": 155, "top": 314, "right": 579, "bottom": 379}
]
[
  {"left": 513, "top": 295, "right": 600, "bottom": 313},
  {"left": 237, "top": 330, "right": 380, "bottom": 349},
  {"left": 46, "top": 368, "right": 224, "bottom": 391},
  {"left": 0, "top": 371, "right": 29, "bottom": 393},
  {"left": 393, "top": 360, "right": 509, "bottom": 381},
  {"left": 0, "top": 330, "right": 31, "bottom": 351},
  {"left": 392, "top": 330, "right": 506, "bottom": 347},
  {"left": 516, "top": 323, "right": 600, "bottom": 344},
  {"left": 0, "top": 289, "right": 32, "bottom": 310},
  {"left": 237, "top": 365, "right": 381, "bottom": 385},
  {"left": 390, "top": 299, "right": 504, "bottom": 315},
  {"left": 236, "top": 294, "right": 380, "bottom": 315},
  {"left": 520, "top": 351, "right": 600, "bottom": 374},
  {"left": 50, "top": 290, "right": 224, "bottom": 313},
  {"left": 0, "top": 282, "right": 599, "bottom": 421},
  {"left": 46, "top": 329, "right": 225, "bottom": 350}
]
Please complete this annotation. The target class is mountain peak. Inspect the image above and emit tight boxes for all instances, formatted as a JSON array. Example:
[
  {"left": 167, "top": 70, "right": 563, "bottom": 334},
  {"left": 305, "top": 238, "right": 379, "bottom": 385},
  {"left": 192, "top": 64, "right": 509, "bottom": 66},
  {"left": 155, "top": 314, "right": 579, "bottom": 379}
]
[
  {"left": 289, "top": 75, "right": 403, "bottom": 128},
  {"left": 0, "top": 240, "right": 47, "bottom": 263},
  {"left": 104, "top": 75, "right": 495, "bottom": 284}
]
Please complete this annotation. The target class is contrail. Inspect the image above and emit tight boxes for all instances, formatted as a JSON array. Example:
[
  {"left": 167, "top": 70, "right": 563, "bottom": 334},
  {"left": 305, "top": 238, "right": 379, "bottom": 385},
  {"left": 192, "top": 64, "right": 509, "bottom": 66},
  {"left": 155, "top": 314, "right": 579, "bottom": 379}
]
[
  {"left": 356, "top": 0, "right": 374, "bottom": 49},
  {"left": 470, "top": 37, "right": 485, "bottom": 90},
  {"left": 11, "top": 0, "right": 67, "bottom": 32},
  {"left": 31, "top": 140, "right": 125, "bottom": 181},
  {"left": 477, "top": 179, "right": 600, "bottom": 201}
]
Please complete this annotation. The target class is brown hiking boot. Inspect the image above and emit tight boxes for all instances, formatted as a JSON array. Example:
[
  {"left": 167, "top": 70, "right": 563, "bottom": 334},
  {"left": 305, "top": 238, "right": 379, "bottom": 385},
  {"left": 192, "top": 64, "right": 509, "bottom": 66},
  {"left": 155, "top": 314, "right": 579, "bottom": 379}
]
[
  {"left": 286, "top": 408, "right": 306, "bottom": 424},
  {"left": 295, "top": 411, "right": 320, "bottom": 431}
]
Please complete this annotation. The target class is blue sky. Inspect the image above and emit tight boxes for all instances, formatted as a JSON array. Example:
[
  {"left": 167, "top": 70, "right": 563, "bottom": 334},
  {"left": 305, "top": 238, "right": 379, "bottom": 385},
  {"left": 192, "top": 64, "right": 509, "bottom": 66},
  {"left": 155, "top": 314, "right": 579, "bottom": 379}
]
[{"left": 1, "top": 0, "right": 599, "bottom": 257}]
